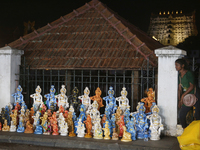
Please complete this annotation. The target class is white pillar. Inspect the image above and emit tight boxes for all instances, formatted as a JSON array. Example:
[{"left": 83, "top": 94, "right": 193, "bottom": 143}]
[
  {"left": 155, "top": 46, "right": 186, "bottom": 136},
  {"left": 0, "top": 46, "right": 24, "bottom": 110}
]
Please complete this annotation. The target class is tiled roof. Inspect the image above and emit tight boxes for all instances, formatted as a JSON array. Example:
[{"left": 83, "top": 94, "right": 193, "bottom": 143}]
[{"left": 8, "top": 0, "right": 163, "bottom": 70}]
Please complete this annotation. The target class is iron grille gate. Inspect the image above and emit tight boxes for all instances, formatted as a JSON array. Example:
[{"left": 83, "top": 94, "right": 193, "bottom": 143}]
[
  {"left": 190, "top": 57, "right": 200, "bottom": 88},
  {"left": 18, "top": 57, "right": 157, "bottom": 112}
]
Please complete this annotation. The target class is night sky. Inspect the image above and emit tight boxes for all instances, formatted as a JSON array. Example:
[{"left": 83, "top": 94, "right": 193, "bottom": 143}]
[{"left": 0, "top": 0, "right": 200, "bottom": 37}]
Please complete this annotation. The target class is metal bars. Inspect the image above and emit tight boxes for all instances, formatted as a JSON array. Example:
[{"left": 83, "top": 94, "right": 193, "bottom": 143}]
[
  {"left": 18, "top": 57, "right": 156, "bottom": 111},
  {"left": 131, "top": 70, "right": 134, "bottom": 112}
]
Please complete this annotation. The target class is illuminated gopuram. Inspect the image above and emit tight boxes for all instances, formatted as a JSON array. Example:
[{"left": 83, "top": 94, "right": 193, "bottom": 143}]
[{"left": 147, "top": 11, "right": 198, "bottom": 46}]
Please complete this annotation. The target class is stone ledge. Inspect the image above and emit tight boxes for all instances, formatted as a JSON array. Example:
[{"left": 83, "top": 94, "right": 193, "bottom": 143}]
[{"left": 0, "top": 132, "right": 180, "bottom": 150}]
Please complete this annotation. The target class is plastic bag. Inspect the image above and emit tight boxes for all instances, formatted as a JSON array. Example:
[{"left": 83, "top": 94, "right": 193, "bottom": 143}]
[{"left": 177, "top": 121, "right": 200, "bottom": 150}]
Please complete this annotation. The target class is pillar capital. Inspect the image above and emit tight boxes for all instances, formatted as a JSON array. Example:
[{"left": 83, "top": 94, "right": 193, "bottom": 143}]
[
  {"left": 0, "top": 46, "right": 24, "bottom": 55},
  {"left": 155, "top": 46, "right": 186, "bottom": 57}
]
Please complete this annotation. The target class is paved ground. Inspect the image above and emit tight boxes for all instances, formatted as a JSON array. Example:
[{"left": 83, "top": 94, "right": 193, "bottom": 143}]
[
  {"left": 0, "top": 131, "right": 180, "bottom": 150},
  {"left": 0, "top": 143, "right": 95, "bottom": 150}
]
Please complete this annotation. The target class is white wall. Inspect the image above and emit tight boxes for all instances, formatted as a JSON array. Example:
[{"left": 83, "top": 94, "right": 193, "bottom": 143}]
[
  {"left": 155, "top": 46, "right": 186, "bottom": 136},
  {"left": 0, "top": 46, "right": 24, "bottom": 110}
]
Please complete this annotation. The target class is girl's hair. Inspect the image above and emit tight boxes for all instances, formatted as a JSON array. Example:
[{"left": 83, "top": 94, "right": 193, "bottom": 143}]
[{"left": 175, "top": 58, "right": 189, "bottom": 70}]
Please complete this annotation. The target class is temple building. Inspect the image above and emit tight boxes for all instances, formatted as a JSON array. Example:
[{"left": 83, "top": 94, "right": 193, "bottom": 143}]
[{"left": 147, "top": 10, "right": 198, "bottom": 46}]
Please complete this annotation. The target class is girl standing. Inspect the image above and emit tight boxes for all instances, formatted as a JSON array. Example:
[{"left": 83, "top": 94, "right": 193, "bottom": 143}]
[{"left": 175, "top": 58, "right": 200, "bottom": 128}]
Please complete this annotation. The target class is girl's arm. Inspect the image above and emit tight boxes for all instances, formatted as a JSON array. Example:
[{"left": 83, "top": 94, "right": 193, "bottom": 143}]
[
  {"left": 178, "top": 84, "right": 182, "bottom": 101},
  {"left": 181, "top": 83, "right": 195, "bottom": 99}
]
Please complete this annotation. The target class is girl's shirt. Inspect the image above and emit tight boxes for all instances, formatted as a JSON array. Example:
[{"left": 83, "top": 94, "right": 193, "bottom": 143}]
[{"left": 178, "top": 70, "right": 194, "bottom": 94}]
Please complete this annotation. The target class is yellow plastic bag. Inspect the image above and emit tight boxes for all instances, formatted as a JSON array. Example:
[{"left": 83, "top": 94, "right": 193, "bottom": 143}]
[{"left": 177, "top": 120, "right": 200, "bottom": 150}]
